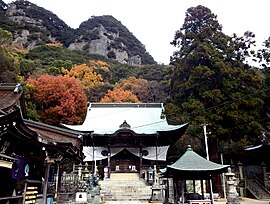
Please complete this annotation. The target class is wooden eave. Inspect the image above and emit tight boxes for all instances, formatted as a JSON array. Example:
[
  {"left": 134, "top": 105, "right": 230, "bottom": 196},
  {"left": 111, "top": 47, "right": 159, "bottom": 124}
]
[
  {"left": 0, "top": 153, "right": 18, "bottom": 162},
  {"left": 83, "top": 123, "right": 189, "bottom": 147},
  {"left": 24, "top": 120, "right": 82, "bottom": 148},
  {"left": 0, "top": 108, "right": 38, "bottom": 141},
  {"left": 0, "top": 109, "right": 83, "bottom": 162},
  {"left": 24, "top": 120, "right": 84, "bottom": 161}
]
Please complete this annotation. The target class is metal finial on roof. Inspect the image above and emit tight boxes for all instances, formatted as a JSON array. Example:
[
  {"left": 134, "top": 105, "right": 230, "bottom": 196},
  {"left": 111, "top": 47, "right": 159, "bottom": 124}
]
[
  {"left": 187, "top": 145, "right": 192, "bottom": 151},
  {"left": 119, "top": 120, "right": 131, "bottom": 129}
]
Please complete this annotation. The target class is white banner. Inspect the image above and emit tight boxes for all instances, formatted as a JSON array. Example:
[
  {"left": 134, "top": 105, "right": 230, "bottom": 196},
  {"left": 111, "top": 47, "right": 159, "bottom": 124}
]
[{"left": 83, "top": 146, "right": 169, "bottom": 161}]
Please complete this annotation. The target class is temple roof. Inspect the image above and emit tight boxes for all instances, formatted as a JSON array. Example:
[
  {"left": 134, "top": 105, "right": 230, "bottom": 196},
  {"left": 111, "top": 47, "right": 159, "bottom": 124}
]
[
  {"left": 0, "top": 108, "right": 84, "bottom": 162},
  {"left": 63, "top": 103, "right": 188, "bottom": 135},
  {"left": 0, "top": 83, "right": 23, "bottom": 112},
  {"left": 24, "top": 119, "right": 83, "bottom": 150},
  {"left": 165, "top": 145, "right": 229, "bottom": 179}
]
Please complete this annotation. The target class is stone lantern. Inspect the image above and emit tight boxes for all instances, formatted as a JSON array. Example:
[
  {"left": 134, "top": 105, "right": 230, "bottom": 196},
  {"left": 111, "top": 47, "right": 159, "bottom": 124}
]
[{"left": 225, "top": 167, "right": 240, "bottom": 204}]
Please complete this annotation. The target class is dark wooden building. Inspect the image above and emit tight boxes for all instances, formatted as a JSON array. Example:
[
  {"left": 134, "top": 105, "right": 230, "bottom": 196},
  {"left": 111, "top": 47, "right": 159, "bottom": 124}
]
[
  {"left": 63, "top": 103, "right": 189, "bottom": 178},
  {"left": 0, "top": 83, "right": 84, "bottom": 203}
]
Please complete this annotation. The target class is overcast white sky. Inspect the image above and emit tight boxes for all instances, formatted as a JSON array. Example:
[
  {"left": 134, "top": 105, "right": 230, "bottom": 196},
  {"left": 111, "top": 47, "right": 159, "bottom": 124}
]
[{"left": 4, "top": 0, "right": 270, "bottom": 64}]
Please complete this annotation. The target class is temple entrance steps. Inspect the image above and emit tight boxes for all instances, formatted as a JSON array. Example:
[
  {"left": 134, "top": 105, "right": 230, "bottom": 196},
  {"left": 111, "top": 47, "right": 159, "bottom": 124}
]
[
  {"left": 110, "top": 172, "right": 140, "bottom": 180},
  {"left": 99, "top": 173, "right": 152, "bottom": 201},
  {"left": 246, "top": 179, "right": 270, "bottom": 199}
]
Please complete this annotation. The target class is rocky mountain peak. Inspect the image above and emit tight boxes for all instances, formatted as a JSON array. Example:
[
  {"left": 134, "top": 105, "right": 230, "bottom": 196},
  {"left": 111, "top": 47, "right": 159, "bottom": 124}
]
[{"left": 2, "top": 1, "right": 155, "bottom": 65}]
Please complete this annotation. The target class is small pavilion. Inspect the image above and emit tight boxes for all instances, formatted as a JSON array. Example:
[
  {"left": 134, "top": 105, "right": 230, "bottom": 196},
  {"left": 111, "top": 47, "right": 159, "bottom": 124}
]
[{"left": 161, "top": 145, "right": 229, "bottom": 204}]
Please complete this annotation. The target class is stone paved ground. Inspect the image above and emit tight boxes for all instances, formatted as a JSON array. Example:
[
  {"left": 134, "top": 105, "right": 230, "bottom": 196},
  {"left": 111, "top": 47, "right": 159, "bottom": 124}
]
[
  {"left": 102, "top": 198, "right": 270, "bottom": 204},
  {"left": 105, "top": 202, "right": 142, "bottom": 204},
  {"left": 104, "top": 202, "right": 162, "bottom": 204},
  {"left": 37, "top": 197, "right": 270, "bottom": 203}
]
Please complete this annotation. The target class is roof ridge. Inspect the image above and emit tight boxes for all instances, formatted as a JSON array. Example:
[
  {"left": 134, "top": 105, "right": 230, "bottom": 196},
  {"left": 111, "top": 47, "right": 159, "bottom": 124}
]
[{"left": 90, "top": 103, "right": 163, "bottom": 108}]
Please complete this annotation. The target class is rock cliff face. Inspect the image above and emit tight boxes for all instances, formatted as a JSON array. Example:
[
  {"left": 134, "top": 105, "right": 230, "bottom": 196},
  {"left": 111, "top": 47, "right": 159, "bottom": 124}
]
[
  {"left": 5, "top": 1, "right": 74, "bottom": 48},
  {"left": 2, "top": 0, "right": 155, "bottom": 65},
  {"left": 69, "top": 24, "right": 131, "bottom": 64}
]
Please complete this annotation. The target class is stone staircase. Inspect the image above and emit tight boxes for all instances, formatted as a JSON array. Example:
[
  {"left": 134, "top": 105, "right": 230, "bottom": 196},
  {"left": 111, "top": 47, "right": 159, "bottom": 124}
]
[
  {"left": 99, "top": 173, "right": 153, "bottom": 201},
  {"left": 246, "top": 179, "right": 270, "bottom": 200}
]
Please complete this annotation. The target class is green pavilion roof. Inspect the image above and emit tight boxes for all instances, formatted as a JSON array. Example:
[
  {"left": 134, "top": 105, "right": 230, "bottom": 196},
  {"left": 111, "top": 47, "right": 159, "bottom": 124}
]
[{"left": 166, "top": 145, "right": 229, "bottom": 179}]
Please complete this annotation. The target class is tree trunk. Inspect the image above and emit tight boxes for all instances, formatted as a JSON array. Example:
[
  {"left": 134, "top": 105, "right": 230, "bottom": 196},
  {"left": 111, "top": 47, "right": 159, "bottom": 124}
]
[{"left": 208, "top": 138, "right": 223, "bottom": 197}]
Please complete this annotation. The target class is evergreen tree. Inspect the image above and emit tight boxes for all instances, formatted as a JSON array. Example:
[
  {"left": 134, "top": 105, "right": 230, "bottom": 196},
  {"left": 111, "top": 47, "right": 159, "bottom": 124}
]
[
  {"left": 166, "top": 6, "right": 263, "bottom": 196},
  {"left": 167, "top": 5, "right": 264, "bottom": 194}
]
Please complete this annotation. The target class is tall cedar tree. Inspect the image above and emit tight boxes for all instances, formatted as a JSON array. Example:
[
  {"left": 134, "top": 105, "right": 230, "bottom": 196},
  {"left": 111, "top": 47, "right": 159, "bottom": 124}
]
[
  {"left": 167, "top": 5, "right": 264, "bottom": 194},
  {"left": 259, "top": 39, "right": 270, "bottom": 142},
  {"left": 27, "top": 75, "right": 87, "bottom": 125}
]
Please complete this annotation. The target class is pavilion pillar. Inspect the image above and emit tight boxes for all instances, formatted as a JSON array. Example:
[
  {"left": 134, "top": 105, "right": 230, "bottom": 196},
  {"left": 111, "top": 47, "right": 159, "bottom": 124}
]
[
  {"left": 139, "top": 145, "right": 142, "bottom": 176},
  {"left": 181, "top": 180, "right": 185, "bottom": 204},
  {"left": 209, "top": 176, "right": 214, "bottom": 204},
  {"left": 193, "top": 180, "right": 196, "bottom": 193},
  {"left": 155, "top": 134, "right": 158, "bottom": 170},
  {"left": 201, "top": 180, "right": 205, "bottom": 199},
  {"left": 108, "top": 146, "right": 111, "bottom": 178},
  {"left": 91, "top": 134, "right": 95, "bottom": 174}
]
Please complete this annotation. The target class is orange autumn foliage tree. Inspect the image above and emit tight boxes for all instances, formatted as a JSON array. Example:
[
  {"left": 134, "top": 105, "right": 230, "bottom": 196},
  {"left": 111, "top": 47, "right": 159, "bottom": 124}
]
[
  {"left": 27, "top": 75, "right": 87, "bottom": 125},
  {"left": 62, "top": 63, "right": 103, "bottom": 92},
  {"left": 46, "top": 42, "right": 63, "bottom": 47},
  {"left": 89, "top": 60, "right": 109, "bottom": 72},
  {"left": 115, "top": 76, "right": 149, "bottom": 102},
  {"left": 100, "top": 88, "right": 140, "bottom": 103},
  {"left": 88, "top": 60, "right": 111, "bottom": 82}
]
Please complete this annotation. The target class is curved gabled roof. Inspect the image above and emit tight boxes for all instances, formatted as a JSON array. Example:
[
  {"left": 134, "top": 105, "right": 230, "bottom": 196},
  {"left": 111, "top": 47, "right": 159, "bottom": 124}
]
[
  {"left": 63, "top": 103, "right": 187, "bottom": 135},
  {"left": 63, "top": 103, "right": 189, "bottom": 147}
]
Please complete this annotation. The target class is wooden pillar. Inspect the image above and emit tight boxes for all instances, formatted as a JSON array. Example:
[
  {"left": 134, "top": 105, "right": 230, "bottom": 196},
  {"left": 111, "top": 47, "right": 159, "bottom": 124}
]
[
  {"left": 22, "top": 181, "right": 27, "bottom": 204},
  {"left": 201, "top": 180, "right": 205, "bottom": 199},
  {"left": 140, "top": 137, "right": 143, "bottom": 176},
  {"left": 54, "top": 163, "right": 60, "bottom": 200},
  {"left": 173, "top": 179, "right": 178, "bottom": 204},
  {"left": 181, "top": 180, "right": 185, "bottom": 204},
  {"left": 193, "top": 180, "right": 196, "bottom": 193},
  {"left": 155, "top": 134, "right": 158, "bottom": 170},
  {"left": 140, "top": 146, "right": 142, "bottom": 174},
  {"left": 43, "top": 162, "right": 51, "bottom": 204},
  {"left": 56, "top": 164, "right": 63, "bottom": 203},
  {"left": 209, "top": 176, "right": 214, "bottom": 204},
  {"left": 91, "top": 134, "right": 95, "bottom": 174},
  {"left": 108, "top": 146, "right": 111, "bottom": 178}
]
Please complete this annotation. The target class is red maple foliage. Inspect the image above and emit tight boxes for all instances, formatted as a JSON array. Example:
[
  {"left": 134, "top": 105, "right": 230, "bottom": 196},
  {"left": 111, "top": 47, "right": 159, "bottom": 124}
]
[{"left": 27, "top": 75, "right": 87, "bottom": 125}]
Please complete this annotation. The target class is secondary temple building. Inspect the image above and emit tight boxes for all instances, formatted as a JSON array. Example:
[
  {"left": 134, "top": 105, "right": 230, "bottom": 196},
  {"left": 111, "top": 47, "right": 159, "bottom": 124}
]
[
  {"left": 64, "top": 103, "right": 189, "bottom": 179},
  {"left": 0, "top": 83, "right": 84, "bottom": 203}
]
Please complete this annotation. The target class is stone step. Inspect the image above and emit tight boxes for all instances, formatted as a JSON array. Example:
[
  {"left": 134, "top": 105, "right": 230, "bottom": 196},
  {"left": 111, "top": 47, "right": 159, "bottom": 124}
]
[
  {"left": 99, "top": 173, "right": 153, "bottom": 201},
  {"left": 110, "top": 173, "right": 140, "bottom": 180},
  {"left": 100, "top": 181, "right": 147, "bottom": 186}
]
